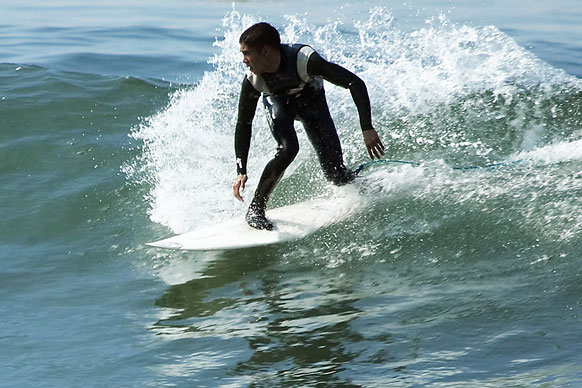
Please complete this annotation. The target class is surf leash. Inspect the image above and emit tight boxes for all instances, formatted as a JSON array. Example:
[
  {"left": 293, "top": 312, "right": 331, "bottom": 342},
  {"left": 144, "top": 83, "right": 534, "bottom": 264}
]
[
  {"left": 354, "top": 159, "right": 420, "bottom": 175},
  {"left": 354, "top": 158, "right": 523, "bottom": 175}
]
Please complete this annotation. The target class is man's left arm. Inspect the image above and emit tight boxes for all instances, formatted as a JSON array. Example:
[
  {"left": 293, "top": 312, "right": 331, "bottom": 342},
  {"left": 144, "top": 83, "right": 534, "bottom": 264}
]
[{"left": 307, "top": 52, "right": 385, "bottom": 159}]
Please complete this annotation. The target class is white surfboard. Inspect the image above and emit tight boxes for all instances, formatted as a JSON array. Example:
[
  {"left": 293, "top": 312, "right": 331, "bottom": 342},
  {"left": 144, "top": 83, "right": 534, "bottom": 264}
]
[{"left": 146, "top": 195, "right": 360, "bottom": 251}]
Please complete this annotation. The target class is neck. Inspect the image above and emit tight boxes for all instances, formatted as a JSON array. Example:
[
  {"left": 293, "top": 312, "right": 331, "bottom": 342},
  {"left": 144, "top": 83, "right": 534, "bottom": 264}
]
[{"left": 265, "top": 47, "right": 282, "bottom": 74}]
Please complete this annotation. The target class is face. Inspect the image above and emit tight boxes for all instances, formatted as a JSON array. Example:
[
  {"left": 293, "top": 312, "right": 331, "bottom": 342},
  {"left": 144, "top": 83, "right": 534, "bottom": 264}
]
[{"left": 240, "top": 42, "right": 269, "bottom": 75}]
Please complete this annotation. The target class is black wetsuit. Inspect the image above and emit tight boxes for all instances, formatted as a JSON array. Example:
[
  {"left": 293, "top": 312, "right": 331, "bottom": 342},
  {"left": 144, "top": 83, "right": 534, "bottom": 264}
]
[{"left": 235, "top": 44, "right": 373, "bottom": 215}]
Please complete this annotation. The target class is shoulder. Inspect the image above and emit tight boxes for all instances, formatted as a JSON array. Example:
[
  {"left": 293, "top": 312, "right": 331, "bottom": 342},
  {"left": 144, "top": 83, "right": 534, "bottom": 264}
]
[
  {"left": 244, "top": 71, "right": 268, "bottom": 94},
  {"left": 240, "top": 75, "right": 262, "bottom": 98},
  {"left": 285, "top": 43, "right": 318, "bottom": 57},
  {"left": 290, "top": 44, "right": 321, "bottom": 82},
  {"left": 281, "top": 43, "right": 320, "bottom": 59},
  {"left": 297, "top": 45, "right": 317, "bottom": 63}
]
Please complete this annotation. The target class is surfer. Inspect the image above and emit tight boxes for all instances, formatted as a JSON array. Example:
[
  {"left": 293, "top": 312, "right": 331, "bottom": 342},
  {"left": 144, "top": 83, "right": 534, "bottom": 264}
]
[{"left": 232, "top": 22, "right": 384, "bottom": 230}]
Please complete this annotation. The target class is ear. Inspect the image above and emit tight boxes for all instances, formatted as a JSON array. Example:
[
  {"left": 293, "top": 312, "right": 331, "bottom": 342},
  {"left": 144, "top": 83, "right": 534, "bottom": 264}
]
[{"left": 262, "top": 45, "right": 271, "bottom": 57}]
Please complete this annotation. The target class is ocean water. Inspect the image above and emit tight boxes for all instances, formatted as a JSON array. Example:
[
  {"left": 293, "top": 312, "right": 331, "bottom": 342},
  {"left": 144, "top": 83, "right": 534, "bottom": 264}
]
[{"left": 1, "top": 0, "right": 582, "bottom": 386}]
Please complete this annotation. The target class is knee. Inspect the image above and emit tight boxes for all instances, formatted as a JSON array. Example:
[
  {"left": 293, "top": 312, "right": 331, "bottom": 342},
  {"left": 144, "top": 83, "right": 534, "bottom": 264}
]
[{"left": 277, "top": 138, "right": 299, "bottom": 165}]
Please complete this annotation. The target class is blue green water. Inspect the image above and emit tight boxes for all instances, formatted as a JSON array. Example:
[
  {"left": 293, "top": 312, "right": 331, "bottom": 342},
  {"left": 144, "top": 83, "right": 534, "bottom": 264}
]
[{"left": 2, "top": 0, "right": 582, "bottom": 386}]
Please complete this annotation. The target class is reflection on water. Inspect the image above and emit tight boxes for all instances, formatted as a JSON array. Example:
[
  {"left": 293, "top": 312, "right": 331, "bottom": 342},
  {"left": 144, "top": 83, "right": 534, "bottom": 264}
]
[
  {"left": 151, "top": 246, "right": 387, "bottom": 386},
  {"left": 148, "top": 215, "right": 582, "bottom": 386}
]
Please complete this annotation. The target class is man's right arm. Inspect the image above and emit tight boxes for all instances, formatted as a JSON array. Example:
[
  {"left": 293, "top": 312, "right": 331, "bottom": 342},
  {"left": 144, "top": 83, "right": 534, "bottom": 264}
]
[
  {"left": 234, "top": 77, "right": 260, "bottom": 175},
  {"left": 233, "top": 77, "right": 260, "bottom": 201}
]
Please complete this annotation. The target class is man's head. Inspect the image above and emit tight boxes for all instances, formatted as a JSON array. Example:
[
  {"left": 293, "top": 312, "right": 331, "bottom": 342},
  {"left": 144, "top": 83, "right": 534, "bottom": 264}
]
[
  {"left": 239, "top": 22, "right": 281, "bottom": 75},
  {"left": 239, "top": 22, "right": 281, "bottom": 51}
]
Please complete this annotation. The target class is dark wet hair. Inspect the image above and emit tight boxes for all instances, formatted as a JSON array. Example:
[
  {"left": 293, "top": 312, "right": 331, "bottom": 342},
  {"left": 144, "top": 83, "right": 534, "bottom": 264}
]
[{"left": 239, "top": 22, "right": 281, "bottom": 50}]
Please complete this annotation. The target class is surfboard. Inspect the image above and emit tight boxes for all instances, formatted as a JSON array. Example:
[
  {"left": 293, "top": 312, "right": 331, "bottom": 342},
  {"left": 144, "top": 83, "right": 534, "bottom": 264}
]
[{"left": 146, "top": 195, "right": 360, "bottom": 251}]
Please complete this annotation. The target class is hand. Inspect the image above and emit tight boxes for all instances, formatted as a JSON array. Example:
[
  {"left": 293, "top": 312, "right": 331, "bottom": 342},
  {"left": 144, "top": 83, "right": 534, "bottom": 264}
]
[
  {"left": 363, "top": 129, "right": 385, "bottom": 160},
  {"left": 233, "top": 174, "right": 248, "bottom": 202}
]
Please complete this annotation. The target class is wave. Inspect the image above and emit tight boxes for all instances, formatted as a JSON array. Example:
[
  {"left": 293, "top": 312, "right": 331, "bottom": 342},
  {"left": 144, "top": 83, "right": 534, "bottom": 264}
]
[
  {"left": 126, "top": 8, "right": 582, "bottom": 237},
  {"left": 0, "top": 62, "right": 178, "bottom": 94}
]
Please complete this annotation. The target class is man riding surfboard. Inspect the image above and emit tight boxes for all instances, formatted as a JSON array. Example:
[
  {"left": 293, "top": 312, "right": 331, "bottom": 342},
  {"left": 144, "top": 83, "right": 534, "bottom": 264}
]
[{"left": 232, "top": 22, "right": 384, "bottom": 230}]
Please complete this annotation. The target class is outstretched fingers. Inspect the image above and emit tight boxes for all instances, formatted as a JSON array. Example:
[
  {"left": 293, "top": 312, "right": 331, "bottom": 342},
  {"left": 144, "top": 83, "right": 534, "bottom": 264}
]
[
  {"left": 364, "top": 129, "right": 385, "bottom": 160},
  {"left": 369, "top": 141, "right": 385, "bottom": 159}
]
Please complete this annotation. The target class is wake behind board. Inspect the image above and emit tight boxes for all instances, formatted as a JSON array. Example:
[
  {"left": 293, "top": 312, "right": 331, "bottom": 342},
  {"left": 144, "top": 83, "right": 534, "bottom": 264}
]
[{"left": 146, "top": 195, "right": 360, "bottom": 251}]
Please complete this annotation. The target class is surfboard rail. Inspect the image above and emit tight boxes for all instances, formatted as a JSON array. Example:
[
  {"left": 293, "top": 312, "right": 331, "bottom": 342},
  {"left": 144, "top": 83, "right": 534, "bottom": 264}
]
[{"left": 146, "top": 194, "right": 361, "bottom": 251}]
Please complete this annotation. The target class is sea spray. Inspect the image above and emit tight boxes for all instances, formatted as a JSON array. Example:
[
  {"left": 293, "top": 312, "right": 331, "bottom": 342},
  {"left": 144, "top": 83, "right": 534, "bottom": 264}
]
[{"left": 128, "top": 8, "right": 582, "bottom": 240}]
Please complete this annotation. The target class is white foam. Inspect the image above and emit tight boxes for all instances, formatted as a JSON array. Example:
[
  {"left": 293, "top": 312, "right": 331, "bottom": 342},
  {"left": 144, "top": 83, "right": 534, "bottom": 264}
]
[
  {"left": 509, "top": 139, "right": 582, "bottom": 165},
  {"left": 126, "top": 8, "right": 581, "bottom": 233}
]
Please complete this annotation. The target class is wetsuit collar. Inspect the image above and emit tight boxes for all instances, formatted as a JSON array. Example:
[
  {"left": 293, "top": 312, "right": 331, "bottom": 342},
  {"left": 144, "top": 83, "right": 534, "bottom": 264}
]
[{"left": 274, "top": 47, "right": 286, "bottom": 74}]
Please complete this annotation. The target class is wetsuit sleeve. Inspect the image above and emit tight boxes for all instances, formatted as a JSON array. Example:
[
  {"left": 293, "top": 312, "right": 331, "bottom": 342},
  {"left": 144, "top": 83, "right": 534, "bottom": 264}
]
[
  {"left": 234, "top": 77, "right": 260, "bottom": 175},
  {"left": 306, "top": 52, "right": 374, "bottom": 131}
]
